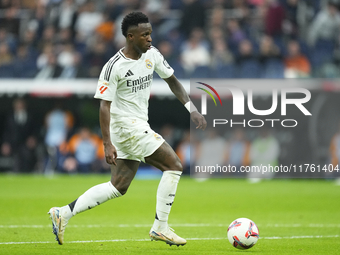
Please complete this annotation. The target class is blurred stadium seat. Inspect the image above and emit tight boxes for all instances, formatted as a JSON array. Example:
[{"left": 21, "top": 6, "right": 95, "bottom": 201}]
[
  {"left": 262, "top": 59, "right": 285, "bottom": 79},
  {"left": 0, "top": 64, "right": 15, "bottom": 78},
  {"left": 213, "top": 64, "right": 236, "bottom": 78},
  {"left": 237, "top": 60, "right": 262, "bottom": 78},
  {"left": 191, "top": 66, "right": 212, "bottom": 78}
]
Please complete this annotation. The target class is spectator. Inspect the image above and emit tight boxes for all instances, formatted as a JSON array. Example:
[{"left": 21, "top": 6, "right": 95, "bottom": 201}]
[
  {"left": 264, "top": 0, "right": 285, "bottom": 36},
  {"left": 56, "top": 28, "right": 74, "bottom": 45},
  {"left": 35, "top": 52, "right": 63, "bottom": 79},
  {"left": 55, "top": 0, "right": 77, "bottom": 31},
  {"left": 194, "top": 129, "right": 228, "bottom": 177},
  {"left": 258, "top": 35, "right": 282, "bottom": 64},
  {"left": 44, "top": 104, "right": 74, "bottom": 173},
  {"left": 179, "top": 0, "right": 206, "bottom": 37},
  {"left": 157, "top": 40, "right": 178, "bottom": 67},
  {"left": 36, "top": 44, "right": 53, "bottom": 70},
  {"left": 95, "top": 12, "right": 116, "bottom": 42},
  {"left": 227, "top": 128, "right": 250, "bottom": 174},
  {"left": 17, "top": 135, "right": 43, "bottom": 173},
  {"left": 210, "top": 38, "right": 234, "bottom": 69},
  {"left": 249, "top": 128, "right": 280, "bottom": 181},
  {"left": 282, "top": 0, "right": 299, "bottom": 37},
  {"left": 0, "top": 28, "right": 17, "bottom": 52},
  {"left": 37, "top": 26, "right": 57, "bottom": 50},
  {"left": 284, "top": 40, "right": 311, "bottom": 78},
  {"left": 62, "top": 127, "right": 105, "bottom": 173},
  {"left": 180, "top": 28, "right": 210, "bottom": 74},
  {"left": 0, "top": 42, "right": 13, "bottom": 66},
  {"left": 84, "top": 39, "right": 109, "bottom": 78},
  {"left": 308, "top": 1, "right": 340, "bottom": 47},
  {"left": 0, "top": 6, "right": 21, "bottom": 37},
  {"left": 21, "top": 29, "right": 38, "bottom": 52},
  {"left": 75, "top": 1, "right": 104, "bottom": 43},
  {"left": 58, "top": 43, "right": 76, "bottom": 70},
  {"left": 236, "top": 39, "right": 257, "bottom": 64},
  {"left": 209, "top": 6, "right": 225, "bottom": 29},
  {"left": 44, "top": 104, "right": 74, "bottom": 149},
  {"left": 29, "top": 1, "right": 47, "bottom": 40},
  {"left": 0, "top": 0, "right": 12, "bottom": 9},
  {"left": 231, "top": 0, "right": 251, "bottom": 21},
  {"left": 60, "top": 51, "right": 88, "bottom": 78},
  {"left": 13, "top": 44, "right": 37, "bottom": 78},
  {"left": 2, "top": 98, "right": 36, "bottom": 172},
  {"left": 208, "top": 26, "right": 226, "bottom": 44},
  {"left": 0, "top": 142, "right": 14, "bottom": 172},
  {"left": 105, "top": 0, "right": 125, "bottom": 21},
  {"left": 227, "top": 19, "right": 247, "bottom": 46}
]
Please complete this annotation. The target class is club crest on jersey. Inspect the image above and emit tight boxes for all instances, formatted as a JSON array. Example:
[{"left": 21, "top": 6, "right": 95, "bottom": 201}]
[
  {"left": 154, "top": 134, "right": 162, "bottom": 141},
  {"left": 145, "top": 59, "right": 153, "bottom": 69}
]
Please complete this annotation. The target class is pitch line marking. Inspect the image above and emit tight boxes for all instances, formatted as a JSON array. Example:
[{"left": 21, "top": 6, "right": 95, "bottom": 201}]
[
  {"left": 0, "top": 235, "right": 339, "bottom": 245},
  {"left": 1, "top": 223, "right": 340, "bottom": 229}
]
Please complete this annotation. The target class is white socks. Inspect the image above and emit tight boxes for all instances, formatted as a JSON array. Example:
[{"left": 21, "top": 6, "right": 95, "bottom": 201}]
[
  {"left": 60, "top": 181, "right": 122, "bottom": 221},
  {"left": 152, "top": 170, "right": 182, "bottom": 232},
  {"left": 58, "top": 170, "right": 182, "bottom": 232}
]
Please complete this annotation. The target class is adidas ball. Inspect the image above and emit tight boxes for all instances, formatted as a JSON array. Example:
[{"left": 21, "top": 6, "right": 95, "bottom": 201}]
[{"left": 227, "top": 218, "right": 259, "bottom": 250}]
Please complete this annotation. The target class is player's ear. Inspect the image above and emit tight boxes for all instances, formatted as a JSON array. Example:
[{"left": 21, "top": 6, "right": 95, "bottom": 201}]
[{"left": 126, "top": 32, "right": 134, "bottom": 41}]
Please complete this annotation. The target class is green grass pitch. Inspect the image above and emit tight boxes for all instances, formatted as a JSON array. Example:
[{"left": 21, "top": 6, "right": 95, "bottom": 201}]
[{"left": 0, "top": 174, "right": 339, "bottom": 254}]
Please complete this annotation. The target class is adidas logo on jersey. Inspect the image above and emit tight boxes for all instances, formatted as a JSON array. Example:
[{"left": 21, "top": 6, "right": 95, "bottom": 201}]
[{"left": 125, "top": 70, "right": 134, "bottom": 77}]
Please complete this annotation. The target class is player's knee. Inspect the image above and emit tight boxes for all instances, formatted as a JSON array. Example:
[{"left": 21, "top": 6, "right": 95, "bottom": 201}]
[
  {"left": 117, "top": 186, "right": 129, "bottom": 195},
  {"left": 110, "top": 179, "right": 130, "bottom": 195},
  {"left": 173, "top": 157, "right": 183, "bottom": 172}
]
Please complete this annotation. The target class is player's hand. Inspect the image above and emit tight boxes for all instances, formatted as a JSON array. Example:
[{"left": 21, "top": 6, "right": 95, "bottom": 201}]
[
  {"left": 191, "top": 111, "right": 207, "bottom": 130},
  {"left": 104, "top": 143, "right": 117, "bottom": 165}
]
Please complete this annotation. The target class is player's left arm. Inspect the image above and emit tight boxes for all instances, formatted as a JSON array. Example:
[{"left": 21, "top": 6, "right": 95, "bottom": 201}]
[{"left": 164, "top": 74, "right": 207, "bottom": 130}]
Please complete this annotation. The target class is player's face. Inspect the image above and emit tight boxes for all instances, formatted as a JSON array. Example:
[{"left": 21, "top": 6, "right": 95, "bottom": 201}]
[{"left": 130, "top": 23, "right": 152, "bottom": 54}]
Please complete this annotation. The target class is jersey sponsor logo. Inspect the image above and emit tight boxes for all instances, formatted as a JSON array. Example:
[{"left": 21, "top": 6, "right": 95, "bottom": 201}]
[
  {"left": 99, "top": 85, "right": 108, "bottom": 94},
  {"left": 145, "top": 59, "right": 153, "bottom": 69},
  {"left": 126, "top": 74, "right": 153, "bottom": 87},
  {"left": 124, "top": 69, "right": 134, "bottom": 77},
  {"left": 127, "top": 74, "right": 153, "bottom": 93}
]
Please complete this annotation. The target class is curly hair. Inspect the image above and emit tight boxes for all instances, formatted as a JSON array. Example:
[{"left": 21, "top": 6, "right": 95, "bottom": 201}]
[{"left": 121, "top": 12, "right": 149, "bottom": 37}]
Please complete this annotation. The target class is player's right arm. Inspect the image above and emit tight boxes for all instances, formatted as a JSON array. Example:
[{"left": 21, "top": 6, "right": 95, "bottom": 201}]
[
  {"left": 94, "top": 57, "right": 120, "bottom": 165},
  {"left": 99, "top": 100, "right": 117, "bottom": 165}
]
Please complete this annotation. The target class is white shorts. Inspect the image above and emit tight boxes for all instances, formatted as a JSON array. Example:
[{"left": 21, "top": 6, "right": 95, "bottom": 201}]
[{"left": 110, "top": 120, "right": 164, "bottom": 162}]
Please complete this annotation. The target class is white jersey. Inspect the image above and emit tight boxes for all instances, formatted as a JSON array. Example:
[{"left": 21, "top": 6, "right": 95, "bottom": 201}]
[{"left": 94, "top": 46, "right": 174, "bottom": 125}]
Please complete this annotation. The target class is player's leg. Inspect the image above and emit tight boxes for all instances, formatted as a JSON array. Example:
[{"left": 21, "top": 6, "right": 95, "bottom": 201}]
[
  {"left": 48, "top": 159, "right": 139, "bottom": 244},
  {"left": 145, "top": 141, "right": 186, "bottom": 246}
]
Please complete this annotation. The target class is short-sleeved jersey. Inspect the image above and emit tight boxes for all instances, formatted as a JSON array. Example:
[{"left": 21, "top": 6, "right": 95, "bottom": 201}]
[{"left": 94, "top": 46, "right": 174, "bottom": 125}]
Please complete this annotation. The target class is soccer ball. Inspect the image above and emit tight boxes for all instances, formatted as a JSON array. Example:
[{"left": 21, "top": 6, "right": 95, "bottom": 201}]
[{"left": 227, "top": 218, "right": 259, "bottom": 250}]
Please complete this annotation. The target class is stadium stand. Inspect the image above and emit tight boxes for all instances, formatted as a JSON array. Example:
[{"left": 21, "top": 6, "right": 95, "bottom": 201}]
[{"left": 0, "top": 0, "right": 339, "bottom": 79}]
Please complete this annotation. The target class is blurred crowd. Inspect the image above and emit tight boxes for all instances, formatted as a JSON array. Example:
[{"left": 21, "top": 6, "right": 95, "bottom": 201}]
[
  {"left": 0, "top": 97, "right": 280, "bottom": 176},
  {"left": 0, "top": 98, "right": 109, "bottom": 173},
  {"left": 1, "top": 0, "right": 340, "bottom": 175},
  {"left": 1, "top": 97, "right": 340, "bottom": 178},
  {"left": 0, "top": 0, "right": 340, "bottom": 79},
  {"left": 0, "top": 97, "right": 191, "bottom": 174}
]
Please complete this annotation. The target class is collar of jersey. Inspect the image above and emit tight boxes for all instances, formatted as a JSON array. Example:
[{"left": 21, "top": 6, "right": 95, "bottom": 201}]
[{"left": 119, "top": 48, "right": 144, "bottom": 61}]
